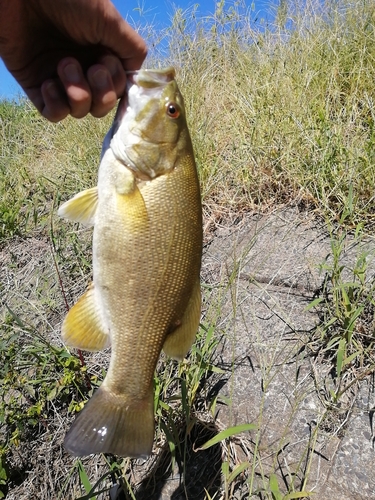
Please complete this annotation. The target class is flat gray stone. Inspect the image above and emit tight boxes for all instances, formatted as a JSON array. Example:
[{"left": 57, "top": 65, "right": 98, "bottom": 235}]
[{"left": 200, "top": 208, "right": 375, "bottom": 499}]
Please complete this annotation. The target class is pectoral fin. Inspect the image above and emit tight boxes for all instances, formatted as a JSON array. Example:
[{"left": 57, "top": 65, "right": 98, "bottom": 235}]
[
  {"left": 62, "top": 283, "right": 110, "bottom": 351},
  {"left": 116, "top": 182, "right": 149, "bottom": 231},
  {"left": 58, "top": 186, "right": 98, "bottom": 226},
  {"left": 163, "top": 279, "right": 201, "bottom": 360}
]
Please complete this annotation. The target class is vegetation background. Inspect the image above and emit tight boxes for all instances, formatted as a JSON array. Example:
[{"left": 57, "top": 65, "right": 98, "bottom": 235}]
[{"left": 1, "top": 0, "right": 375, "bottom": 498}]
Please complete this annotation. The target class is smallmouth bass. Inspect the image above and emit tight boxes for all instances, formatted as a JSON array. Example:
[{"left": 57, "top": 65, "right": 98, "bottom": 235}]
[{"left": 58, "top": 67, "right": 202, "bottom": 457}]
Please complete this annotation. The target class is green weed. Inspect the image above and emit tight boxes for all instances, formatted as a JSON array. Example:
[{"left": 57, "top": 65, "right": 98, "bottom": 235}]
[
  {"left": 307, "top": 206, "right": 375, "bottom": 391},
  {"left": 0, "top": 309, "right": 92, "bottom": 496}
]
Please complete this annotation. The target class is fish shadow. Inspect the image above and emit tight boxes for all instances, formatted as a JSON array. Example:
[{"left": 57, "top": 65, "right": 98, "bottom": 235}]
[{"left": 134, "top": 419, "right": 222, "bottom": 500}]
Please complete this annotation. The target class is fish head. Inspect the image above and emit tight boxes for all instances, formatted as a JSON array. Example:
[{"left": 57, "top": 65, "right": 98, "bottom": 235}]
[{"left": 106, "top": 67, "right": 190, "bottom": 180}]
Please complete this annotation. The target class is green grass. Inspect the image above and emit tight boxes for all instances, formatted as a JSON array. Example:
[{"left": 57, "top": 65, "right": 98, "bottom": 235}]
[
  {"left": 0, "top": 99, "right": 109, "bottom": 240},
  {"left": 1, "top": 0, "right": 375, "bottom": 498},
  {"left": 307, "top": 211, "right": 375, "bottom": 386}
]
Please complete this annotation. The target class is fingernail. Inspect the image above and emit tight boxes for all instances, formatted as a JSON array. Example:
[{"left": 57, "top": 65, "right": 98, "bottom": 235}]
[
  {"left": 104, "top": 56, "right": 119, "bottom": 78},
  {"left": 91, "top": 68, "right": 109, "bottom": 88},
  {"left": 63, "top": 63, "right": 81, "bottom": 83},
  {"left": 45, "top": 81, "right": 60, "bottom": 99}
]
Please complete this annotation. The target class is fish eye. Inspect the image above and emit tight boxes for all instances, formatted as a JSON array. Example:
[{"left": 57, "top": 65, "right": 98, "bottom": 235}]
[{"left": 166, "top": 102, "right": 180, "bottom": 119}]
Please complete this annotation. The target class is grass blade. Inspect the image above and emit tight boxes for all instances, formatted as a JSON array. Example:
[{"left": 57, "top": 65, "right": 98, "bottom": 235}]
[
  {"left": 77, "top": 460, "right": 96, "bottom": 500},
  {"left": 195, "top": 423, "right": 257, "bottom": 451}
]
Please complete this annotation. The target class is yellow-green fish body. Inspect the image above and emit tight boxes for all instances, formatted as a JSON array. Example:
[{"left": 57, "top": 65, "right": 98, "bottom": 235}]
[{"left": 58, "top": 68, "right": 202, "bottom": 457}]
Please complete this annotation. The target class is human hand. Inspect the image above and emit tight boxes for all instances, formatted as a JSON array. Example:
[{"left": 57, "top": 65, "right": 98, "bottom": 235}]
[{"left": 0, "top": 0, "right": 147, "bottom": 122}]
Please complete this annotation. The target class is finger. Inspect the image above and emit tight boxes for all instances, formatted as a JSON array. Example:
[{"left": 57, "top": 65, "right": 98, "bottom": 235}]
[
  {"left": 86, "top": 64, "right": 118, "bottom": 118},
  {"left": 26, "top": 81, "right": 70, "bottom": 123},
  {"left": 57, "top": 58, "right": 92, "bottom": 118},
  {"left": 99, "top": 54, "right": 127, "bottom": 97},
  {"left": 41, "top": 80, "right": 71, "bottom": 122}
]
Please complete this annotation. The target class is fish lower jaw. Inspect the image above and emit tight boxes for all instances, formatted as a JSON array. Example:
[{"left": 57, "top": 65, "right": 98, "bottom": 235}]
[
  {"left": 113, "top": 151, "right": 157, "bottom": 182},
  {"left": 115, "top": 155, "right": 137, "bottom": 177}
]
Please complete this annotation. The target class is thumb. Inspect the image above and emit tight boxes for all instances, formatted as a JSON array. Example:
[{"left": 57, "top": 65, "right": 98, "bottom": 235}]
[{"left": 98, "top": 6, "right": 147, "bottom": 70}]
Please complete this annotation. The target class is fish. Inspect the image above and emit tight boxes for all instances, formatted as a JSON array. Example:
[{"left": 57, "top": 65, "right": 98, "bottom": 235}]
[{"left": 57, "top": 67, "right": 202, "bottom": 457}]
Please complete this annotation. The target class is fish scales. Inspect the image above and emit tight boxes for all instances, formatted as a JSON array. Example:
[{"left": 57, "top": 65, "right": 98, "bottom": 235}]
[
  {"left": 58, "top": 68, "right": 202, "bottom": 457},
  {"left": 96, "top": 151, "right": 201, "bottom": 395}
]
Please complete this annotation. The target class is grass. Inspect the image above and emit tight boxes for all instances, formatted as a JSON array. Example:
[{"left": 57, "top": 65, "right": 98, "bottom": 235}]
[
  {"left": 1, "top": 0, "right": 375, "bottom": 498},
  {"left": 170, "top": 0, "right": 375, "bottom": 225},
  {"left": 307, "top": 211, "right": 375, "bottom": 389}
]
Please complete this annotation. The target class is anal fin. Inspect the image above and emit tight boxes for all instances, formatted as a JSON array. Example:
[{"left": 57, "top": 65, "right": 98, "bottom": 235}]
[
  {"left": 163, "top": 278, "right": 201, "bottom": 360},
  {"left": 62, "top": 282, "right": 110, "bottom": 351}
]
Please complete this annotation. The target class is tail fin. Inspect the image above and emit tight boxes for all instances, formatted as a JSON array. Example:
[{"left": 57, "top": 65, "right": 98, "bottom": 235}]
[{"left": 64, "top": 386, "right": 154, "bottom": 458}]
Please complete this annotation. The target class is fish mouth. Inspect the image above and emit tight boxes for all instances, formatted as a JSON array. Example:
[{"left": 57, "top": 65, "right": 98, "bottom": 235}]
[{"left": 125, "top": 67, "right": 176, "bottom": 88}]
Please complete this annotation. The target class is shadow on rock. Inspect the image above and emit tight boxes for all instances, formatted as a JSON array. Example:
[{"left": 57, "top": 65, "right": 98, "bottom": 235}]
[{"left": 135, "top": 419, "right": 222, "bottom": 500}]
